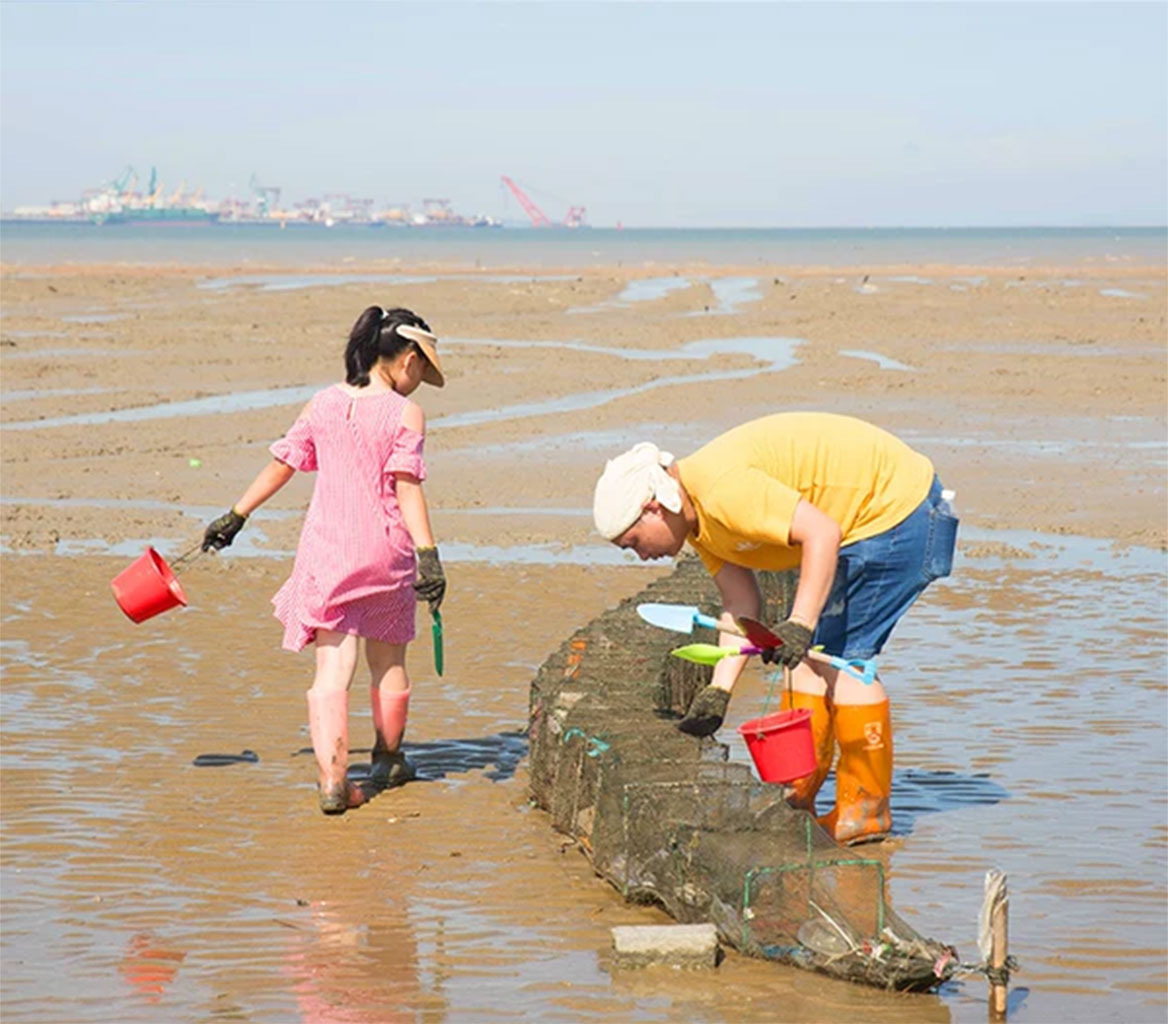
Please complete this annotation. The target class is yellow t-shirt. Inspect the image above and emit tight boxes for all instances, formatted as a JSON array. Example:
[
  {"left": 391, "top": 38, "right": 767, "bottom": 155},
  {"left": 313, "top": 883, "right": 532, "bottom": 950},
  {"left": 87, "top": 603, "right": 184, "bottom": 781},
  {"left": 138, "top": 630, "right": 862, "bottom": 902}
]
[{"left": 676, "top": 413, "right": 935, "bottom": 575}]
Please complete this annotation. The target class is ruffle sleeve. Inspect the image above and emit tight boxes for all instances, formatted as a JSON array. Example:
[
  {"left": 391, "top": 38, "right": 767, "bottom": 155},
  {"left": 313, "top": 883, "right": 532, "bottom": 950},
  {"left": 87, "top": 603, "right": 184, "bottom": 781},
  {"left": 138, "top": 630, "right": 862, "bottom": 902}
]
[
  {"left": 384, "top": 426, "right": 426, "bottom": 481},
  {"left": 270, "top": 415, "right": 317, "bottom": 472}
]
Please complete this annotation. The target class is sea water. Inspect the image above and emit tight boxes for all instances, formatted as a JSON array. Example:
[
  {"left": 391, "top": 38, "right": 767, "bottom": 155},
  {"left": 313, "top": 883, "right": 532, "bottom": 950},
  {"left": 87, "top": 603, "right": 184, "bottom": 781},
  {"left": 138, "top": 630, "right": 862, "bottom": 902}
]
[{"left": 2, "top": 222, "right": 1165, "bottom": 268}]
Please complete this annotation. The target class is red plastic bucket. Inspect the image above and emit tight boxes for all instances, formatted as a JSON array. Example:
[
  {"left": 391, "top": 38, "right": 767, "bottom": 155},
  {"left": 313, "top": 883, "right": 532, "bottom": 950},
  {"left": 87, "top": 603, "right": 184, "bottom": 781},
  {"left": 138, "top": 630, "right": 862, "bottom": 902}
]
[
  {"left": 111, "top": 547, "right": 188, "bottom": 624},
  {"left": 738, "top": 708, "right": 817, "bottom": 784}
]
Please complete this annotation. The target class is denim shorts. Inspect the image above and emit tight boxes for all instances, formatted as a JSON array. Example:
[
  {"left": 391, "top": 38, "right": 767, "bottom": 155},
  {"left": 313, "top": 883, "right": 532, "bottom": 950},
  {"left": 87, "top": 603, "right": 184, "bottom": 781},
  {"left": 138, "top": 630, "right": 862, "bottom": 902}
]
[{"left": 813, "top": 476, "right": 958, "bottom": 660}]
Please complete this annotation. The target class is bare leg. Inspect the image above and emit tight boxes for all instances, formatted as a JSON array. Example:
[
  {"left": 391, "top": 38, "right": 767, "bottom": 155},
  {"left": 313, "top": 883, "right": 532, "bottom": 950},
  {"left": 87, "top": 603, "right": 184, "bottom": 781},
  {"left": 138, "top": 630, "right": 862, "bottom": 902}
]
[
  {"left": 791, "top": 658, "right": 887, "bottom": 705},
  {"left": 366, "top": 638, "right": 408, "bottom": 697},
  {"left": 312, "top": 629, "right": 361, "bottom": 696}
]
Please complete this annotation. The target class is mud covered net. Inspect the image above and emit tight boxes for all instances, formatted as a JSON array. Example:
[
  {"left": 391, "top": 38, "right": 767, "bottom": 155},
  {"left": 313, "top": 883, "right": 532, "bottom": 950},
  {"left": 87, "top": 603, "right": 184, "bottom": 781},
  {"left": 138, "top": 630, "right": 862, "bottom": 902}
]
[{"left": 528, "top": 557, "right": 957, "bottom": 991}]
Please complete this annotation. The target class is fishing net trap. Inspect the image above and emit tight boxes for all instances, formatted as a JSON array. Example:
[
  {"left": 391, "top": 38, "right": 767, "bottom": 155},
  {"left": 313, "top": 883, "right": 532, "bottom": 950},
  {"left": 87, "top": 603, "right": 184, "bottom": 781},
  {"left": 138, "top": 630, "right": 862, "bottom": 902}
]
[{"left": 528, "top": 557, "right": 958, "bottom": 991}]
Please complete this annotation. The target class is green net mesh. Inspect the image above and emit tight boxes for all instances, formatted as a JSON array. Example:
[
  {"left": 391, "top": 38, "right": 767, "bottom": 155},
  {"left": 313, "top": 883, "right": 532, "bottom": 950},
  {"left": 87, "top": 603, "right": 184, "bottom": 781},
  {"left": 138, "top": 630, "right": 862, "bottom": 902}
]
[{"left": 528, "top": 557, "right": 957, "bottom": 991}]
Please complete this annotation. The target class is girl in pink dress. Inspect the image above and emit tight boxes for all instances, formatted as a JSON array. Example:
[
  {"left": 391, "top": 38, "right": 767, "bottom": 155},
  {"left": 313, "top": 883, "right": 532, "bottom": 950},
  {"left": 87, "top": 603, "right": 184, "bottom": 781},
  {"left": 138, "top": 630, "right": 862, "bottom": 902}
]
[{"left": 202, "top": 306, "right": 447, "bottom": 815}]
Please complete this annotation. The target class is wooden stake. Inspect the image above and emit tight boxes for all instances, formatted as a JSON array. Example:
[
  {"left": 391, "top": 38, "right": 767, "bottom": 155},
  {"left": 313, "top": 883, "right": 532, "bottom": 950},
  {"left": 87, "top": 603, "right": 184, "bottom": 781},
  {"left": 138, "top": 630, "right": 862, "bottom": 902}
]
[{"left": 989, "top": 874, "right": 1009, "bottom": 1020}]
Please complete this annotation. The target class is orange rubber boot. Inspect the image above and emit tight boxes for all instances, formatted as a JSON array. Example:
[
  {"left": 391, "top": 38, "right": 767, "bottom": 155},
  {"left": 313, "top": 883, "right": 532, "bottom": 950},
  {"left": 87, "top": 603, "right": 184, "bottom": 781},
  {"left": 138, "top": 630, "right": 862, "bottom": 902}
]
[
  {"left": 306, "top": 689, "right": 365, "bottom": 814},
  {"left": 818, "top": 699, "right": 893, "bottom": 845},
  {"left": 779, "top": 690, "right": 834, "bottom": 815}
]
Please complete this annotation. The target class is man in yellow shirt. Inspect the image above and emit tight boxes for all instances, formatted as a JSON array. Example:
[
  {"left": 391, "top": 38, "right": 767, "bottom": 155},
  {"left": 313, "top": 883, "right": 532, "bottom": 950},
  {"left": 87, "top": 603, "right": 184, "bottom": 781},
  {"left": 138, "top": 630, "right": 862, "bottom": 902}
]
[{"left": 592, "top": 413, "right": 958, "bottom": 845}]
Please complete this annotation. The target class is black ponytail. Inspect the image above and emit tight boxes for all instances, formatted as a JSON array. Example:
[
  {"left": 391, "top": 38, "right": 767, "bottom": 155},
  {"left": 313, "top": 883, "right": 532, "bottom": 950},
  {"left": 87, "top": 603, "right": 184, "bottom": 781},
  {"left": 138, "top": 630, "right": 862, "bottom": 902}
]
[
  {"left": 344, "top": 305, "right": 433, "bottom": 387},
  {"left": 344, "top": 306, "right": 383, "bottom": 386}
]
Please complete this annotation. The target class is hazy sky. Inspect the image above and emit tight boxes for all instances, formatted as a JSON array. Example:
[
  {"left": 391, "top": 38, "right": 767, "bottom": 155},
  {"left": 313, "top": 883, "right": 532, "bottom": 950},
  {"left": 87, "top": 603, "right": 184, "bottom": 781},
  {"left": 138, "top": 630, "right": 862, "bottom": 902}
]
[{"left": 2, "top": 1, "right": 1165, "bottom": 227}]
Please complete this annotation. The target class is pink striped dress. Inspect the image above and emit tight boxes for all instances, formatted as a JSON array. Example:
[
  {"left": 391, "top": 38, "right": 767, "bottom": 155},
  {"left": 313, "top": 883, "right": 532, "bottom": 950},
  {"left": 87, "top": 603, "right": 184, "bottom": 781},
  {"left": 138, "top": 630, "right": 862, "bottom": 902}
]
[{"left": 270, "top": 384, "right": 426, "bottom": 652}]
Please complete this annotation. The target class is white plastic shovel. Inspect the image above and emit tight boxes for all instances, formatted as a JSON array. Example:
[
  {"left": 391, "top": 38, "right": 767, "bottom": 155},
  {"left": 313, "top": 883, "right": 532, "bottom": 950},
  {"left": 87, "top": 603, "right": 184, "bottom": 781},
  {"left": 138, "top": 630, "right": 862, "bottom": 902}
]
[{"left": 636, "top": 603, "right": 722, "bottom": 634}]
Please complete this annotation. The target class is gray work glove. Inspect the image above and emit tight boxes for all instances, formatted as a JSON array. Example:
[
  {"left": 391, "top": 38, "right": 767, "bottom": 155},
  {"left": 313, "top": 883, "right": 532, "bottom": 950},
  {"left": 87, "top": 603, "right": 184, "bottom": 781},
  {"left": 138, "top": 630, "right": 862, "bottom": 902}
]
[
  {"left": 413, "top": 546, "right": 446, "bottom": 612},
  {"left": 677, "top": 685, "right": 731, "bottom": 737},
  {"left": 202, "top": 509, "right": 247, "bottom": 551},
  {"left": 758, "top": 619, "right": 814, "bottom": 669}
]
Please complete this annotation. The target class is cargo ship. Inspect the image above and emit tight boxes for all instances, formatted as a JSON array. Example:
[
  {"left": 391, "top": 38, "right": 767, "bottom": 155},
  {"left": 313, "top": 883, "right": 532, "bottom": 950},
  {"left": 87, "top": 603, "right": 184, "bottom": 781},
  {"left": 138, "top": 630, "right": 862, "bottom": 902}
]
[
  {"left": 79, "top": 168, "right": 220, "bottom": 225},
  {"left": 85, "top": 207, "right": 219, "bottom": 226},
  {"left": 101, "top": 206, "right": 220, "bottom": 225}
]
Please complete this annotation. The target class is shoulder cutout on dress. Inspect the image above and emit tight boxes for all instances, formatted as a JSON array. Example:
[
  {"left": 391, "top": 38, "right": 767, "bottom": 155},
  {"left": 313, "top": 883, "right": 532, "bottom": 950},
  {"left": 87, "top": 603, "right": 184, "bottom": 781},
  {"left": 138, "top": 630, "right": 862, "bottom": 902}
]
[{"left": 400, "top": 399, "right": 425, "bottom": 433}]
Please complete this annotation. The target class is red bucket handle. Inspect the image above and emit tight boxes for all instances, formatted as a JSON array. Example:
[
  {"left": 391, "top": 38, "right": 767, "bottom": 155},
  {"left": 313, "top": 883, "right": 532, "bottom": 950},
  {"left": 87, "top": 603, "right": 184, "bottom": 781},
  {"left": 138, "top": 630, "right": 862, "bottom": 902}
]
[{"left": 167, "top": 542, "right": 206, "bottom": 574}]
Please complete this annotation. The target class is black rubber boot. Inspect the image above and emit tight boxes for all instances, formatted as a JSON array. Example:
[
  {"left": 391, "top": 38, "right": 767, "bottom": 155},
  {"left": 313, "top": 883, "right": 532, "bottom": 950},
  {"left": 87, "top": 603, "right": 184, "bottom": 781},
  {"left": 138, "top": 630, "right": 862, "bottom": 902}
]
[
  {"left": 677, "top": 685, "right": 731, "bottom": 737},
  {"left": 370, "top": 745, "right": 416, "bottom": 789}
]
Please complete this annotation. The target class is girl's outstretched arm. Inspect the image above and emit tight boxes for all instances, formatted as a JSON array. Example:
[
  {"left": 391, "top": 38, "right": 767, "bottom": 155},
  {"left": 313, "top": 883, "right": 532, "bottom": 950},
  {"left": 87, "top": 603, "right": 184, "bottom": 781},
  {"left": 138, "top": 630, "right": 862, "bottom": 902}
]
[
  {"left": 234, "top": 459, "right": 296, "bottom": 517},
  {"left": 202, "top": 459, "right": 295, "bottom": 551},
  {"left": 203, "top": 399, "right": 313, "bottom": 551}
]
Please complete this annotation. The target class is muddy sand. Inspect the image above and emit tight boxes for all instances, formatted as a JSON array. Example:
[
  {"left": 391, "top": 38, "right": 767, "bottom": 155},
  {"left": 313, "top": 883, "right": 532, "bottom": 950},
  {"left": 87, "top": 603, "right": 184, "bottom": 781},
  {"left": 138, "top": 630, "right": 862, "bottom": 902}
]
[{"left": 2, "top": 260, "right": 1166, "bottom": 1022}]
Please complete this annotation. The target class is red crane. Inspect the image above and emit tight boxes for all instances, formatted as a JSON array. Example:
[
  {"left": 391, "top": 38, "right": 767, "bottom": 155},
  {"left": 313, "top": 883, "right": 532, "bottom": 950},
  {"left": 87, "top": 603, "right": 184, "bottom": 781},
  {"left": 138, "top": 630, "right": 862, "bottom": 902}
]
[{"left": 500, "top": 176, "right": 551, "bottom": 228}]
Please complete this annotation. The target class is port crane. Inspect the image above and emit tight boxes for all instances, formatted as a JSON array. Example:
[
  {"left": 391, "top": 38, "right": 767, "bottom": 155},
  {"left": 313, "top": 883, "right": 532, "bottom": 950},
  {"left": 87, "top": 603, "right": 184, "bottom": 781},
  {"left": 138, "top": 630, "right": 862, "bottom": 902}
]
[
  {"left": 500, "top": 176, "right": 551, "bottom": 227},
  {"left": 107, "top": 166, "right": 136, "bottom": 201},
  {"left": 422, "top": 197, "right": 456, "bottom": 224},
  {"left": 563, "top": 205, "right": 588, "bottom": 229},
  {"left": 248, "top": 174, "right": 282, "bottom": 217},
  {"left": 500, "top": 176, "right": 587, "bottom": 228},
  {"left": 145, "top": 167, "right": 163, "bottom": 207}
]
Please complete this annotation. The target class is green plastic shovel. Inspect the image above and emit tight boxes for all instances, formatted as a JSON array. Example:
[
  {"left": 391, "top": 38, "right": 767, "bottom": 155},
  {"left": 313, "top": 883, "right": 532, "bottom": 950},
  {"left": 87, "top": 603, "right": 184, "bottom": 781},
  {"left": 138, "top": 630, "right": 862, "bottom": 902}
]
[{"left": 431, "top": 609, "right": 444, "bottom": 676}]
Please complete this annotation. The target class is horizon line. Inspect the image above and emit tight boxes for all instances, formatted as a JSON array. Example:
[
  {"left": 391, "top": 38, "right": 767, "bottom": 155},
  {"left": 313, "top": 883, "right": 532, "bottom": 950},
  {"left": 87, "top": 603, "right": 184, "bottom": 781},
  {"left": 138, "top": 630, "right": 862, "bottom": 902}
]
[{"left": 1, "top": 218, "right": 1165, "bottom": 231}]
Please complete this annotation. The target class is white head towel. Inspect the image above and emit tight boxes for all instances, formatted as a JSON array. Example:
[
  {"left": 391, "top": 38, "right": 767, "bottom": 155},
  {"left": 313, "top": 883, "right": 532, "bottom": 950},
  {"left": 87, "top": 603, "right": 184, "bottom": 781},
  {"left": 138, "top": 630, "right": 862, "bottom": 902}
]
[{"left": 592, "top": 442, "right": 682, "bottom": 540}]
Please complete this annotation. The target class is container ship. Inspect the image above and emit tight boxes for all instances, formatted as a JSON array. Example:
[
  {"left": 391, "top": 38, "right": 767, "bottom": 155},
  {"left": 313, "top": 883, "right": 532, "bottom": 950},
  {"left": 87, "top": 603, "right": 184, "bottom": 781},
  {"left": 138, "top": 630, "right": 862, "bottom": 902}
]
[{"left": 81, "top": 167, "right": 220, "bottom": 225}]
